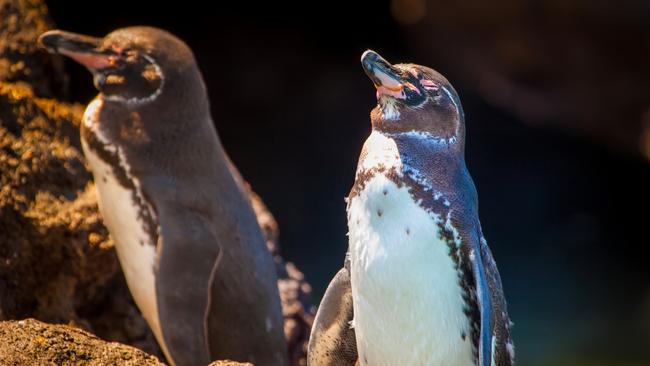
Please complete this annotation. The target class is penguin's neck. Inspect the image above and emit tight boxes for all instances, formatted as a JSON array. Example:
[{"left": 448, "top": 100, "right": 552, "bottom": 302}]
[
  {"left": 347, "top": 130, "right": 475, "bottom": 366},
  {"left": 351, "top": 130, "right": 462, "bottom": 200}
]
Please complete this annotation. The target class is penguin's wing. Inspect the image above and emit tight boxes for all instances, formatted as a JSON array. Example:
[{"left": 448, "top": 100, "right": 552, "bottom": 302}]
[
  {"left": 479, "top": 236, "right": 515, "bottom": 366},
  {"left": 470, "top": 233, "right": 492, "bottom": 366},
  {"left": 155, "top": 205, "right": 220, "bottom": 366},
  {"left": 471, "top": 232, "right": 514, "bottom": 366},
  {"left": 156, "top": 198, "right": 287, "bottom": 366},
  {"left": 203, "top": 221, "right": 287, "bottom": 365},
  {"left": 307, "top": 265, "right": 358, "bottom": 366}
]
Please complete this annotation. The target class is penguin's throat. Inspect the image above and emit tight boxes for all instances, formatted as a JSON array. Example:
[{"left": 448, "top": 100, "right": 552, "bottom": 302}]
[
  {"left": 397, "top": 130, "right": 458, "bottom": 145},
  {"left": 350, "top": 131, "right": 461, "bottom": 214},
  {"left": 83, "top": 98, "right": 113, "bottom": 146},
  {"left": 372, "top": 109, "right": 460, "bottom": 146},
  {"left": 99, "top": 80, "right": 164, "bottom": 107},
  {"left": 378, "top": 95, "right": 401, "bottom": 120},
  {"left": 355, "top": 131, "right": 403, "bottom": 178}
]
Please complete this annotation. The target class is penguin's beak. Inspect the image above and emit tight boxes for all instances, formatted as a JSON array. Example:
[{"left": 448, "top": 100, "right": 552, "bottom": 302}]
[
  {"left": 38, "top": 30, "right": 114, "bottom": 70},
  {"left": 361, "top": 50, "right": 407, "bottom": 100}
]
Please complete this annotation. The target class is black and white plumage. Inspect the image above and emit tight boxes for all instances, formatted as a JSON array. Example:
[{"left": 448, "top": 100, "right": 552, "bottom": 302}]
[
  {"left": 308, "top": 50, "right": 514, "bottom": 366},
  {"left": 39, "top": 27, "right": 288, "bottom": 366}
]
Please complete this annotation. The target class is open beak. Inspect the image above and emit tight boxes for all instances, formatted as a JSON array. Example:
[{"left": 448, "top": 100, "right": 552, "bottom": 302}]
[
  {"left": 38, "top": 30, "right": 114, "bottom": 70},
  {"left": 361, "top": 50, "right": 407, "bottom": 99}
]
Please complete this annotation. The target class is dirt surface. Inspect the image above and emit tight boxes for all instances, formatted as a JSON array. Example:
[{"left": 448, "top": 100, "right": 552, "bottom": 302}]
[
  {"left": 0, "top": 0, "right": 313, "bottom": 365},
  {"left": 0, "top": 318, "right": 165, "bottom": 365}
]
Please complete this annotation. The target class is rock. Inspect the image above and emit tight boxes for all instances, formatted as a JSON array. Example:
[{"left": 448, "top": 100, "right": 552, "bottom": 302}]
[
  {"left": 0, "top": 0, "right": 66, "bottom": 98},
  {"left": 0, "top": 318, "right": 165, "bottom": 365},
  {"left": 208, "top": 361, "right": 253, "bottom": 366},
  {"left": 250, "top": 190, "right": 314, "bottom": 366}
]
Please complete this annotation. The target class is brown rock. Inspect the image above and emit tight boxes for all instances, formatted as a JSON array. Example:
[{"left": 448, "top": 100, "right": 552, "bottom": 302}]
[
  {"left": 0, "top": 0, "right": 66, "bottom": 98},
  {"left": 208, "top": 361, "right": 254, "bottom": 366},
  {"left": 0, "top": 318, "right": 165, "bottom": 365},
  {"left": 250, "top": 190, "right": 314, "bottom": 366}
]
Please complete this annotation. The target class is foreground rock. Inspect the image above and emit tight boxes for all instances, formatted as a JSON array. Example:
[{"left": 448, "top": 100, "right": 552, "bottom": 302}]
[
  {"left": 208, "top": 361, "right": 253, "bottom": 366},
  {"left": 0, "top": 319, "right": 165, "bottom": 365}
]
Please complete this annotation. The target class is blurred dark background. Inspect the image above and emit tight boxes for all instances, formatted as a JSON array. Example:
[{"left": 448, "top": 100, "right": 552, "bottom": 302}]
[{"left": 49, "top": 1, "right": 650, "bottom": 364}]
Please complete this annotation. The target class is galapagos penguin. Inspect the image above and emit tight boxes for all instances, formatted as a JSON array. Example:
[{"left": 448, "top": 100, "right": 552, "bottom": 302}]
[
  {"left": 39, "top": 27, "right": 288, "bottom": 366},
  {"left": 307, "top": 50, "right": 515, "bottom": 366}
]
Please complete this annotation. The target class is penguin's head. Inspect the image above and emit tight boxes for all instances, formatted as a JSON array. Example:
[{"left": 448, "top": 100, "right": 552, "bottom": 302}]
[
  {"left": 361, "top": 50, "right": 463, "bottom": 143},
  {"left": 39, "top": 27, "right": 201, "bottom": 107}
]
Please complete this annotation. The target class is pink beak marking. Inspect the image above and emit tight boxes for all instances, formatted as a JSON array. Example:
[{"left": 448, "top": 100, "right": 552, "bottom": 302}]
[{"left": 59, "top": 48, "right": 113, "bottom": 70}]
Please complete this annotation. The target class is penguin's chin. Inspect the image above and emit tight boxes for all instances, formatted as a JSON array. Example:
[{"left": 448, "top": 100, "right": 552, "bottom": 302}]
[
  {"left": 376, "top": 85, "right": 426, "bottom": 112},
  {"left": 376, "top": 85, "right": 405, "bottom": 100},
  {"left": 377, "top": 96, "right": 402, "bottom": 121}
]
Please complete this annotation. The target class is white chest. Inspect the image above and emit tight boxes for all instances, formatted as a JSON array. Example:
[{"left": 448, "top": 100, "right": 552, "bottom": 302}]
[
  {"left": 347, "top": 174, "right": 474, "bottom": 366},
  {"left": 81, "top": 100, "right": 164, "bottom": 347}
]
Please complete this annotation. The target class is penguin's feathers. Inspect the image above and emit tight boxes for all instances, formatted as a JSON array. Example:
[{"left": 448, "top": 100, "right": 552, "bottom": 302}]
[
  {"left": 144, "top": 157, "right": 288, "bottom": 366},
  {"left": 155, "top": 200, "right": 219, "bottom": 364},
  {"left": 42, "top": 26, "right": 289, "bottom": 366},
  {"left": 472, "top": 234, "right": 493, "bottom": 366},
  {"left": 307, "top": 263, "right": 358, "bottom": 366}
]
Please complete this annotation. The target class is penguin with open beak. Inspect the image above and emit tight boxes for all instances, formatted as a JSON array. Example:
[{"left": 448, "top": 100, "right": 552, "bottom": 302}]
[
  {"left": 307, "top": 51, "right": 515, "bottom": 366},
  {"left": 39, "top": 27, "right": 288, "bottom": 366}
]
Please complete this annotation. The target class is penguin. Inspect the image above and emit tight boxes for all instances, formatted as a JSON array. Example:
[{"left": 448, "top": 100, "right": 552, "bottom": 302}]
[
  {"left": 38, "top": 27, "right": 288, "bottom": 366},
  {"left": 307, "top": 50, "right": 515, "bottom": 366}
]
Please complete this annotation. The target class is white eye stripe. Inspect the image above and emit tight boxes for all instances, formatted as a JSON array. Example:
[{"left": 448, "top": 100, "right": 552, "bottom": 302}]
[{"left": 440, "top": 86, "right": 459, "bottom": 111}]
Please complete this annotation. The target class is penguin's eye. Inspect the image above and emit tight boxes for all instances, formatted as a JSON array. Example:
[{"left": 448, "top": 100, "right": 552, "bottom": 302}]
[
  {"left": 421, "top": 79, "right": 440, "bottom": 97},
  {"left": 141, "top": 63, "right": 162, "bottom": 85},
  {"left": 409, "top": 69, "right": 424, "bottom": 81}
]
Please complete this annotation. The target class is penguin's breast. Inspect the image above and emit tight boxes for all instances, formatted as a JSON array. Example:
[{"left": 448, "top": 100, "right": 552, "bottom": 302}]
[
  {"left": 81, "top": 99, "right": 164, "bottom": 346},
  {"left": 347, "top": 173, "right": 474, "bottom": 366}
]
